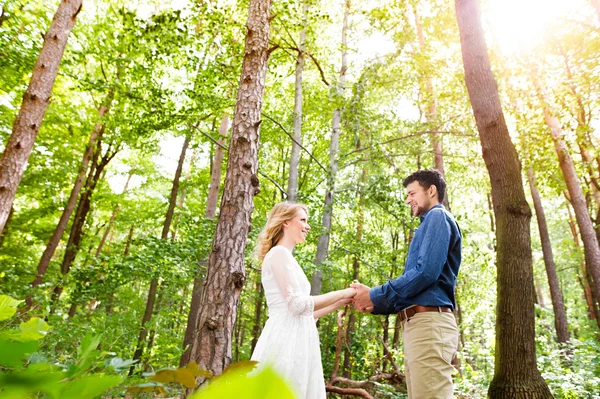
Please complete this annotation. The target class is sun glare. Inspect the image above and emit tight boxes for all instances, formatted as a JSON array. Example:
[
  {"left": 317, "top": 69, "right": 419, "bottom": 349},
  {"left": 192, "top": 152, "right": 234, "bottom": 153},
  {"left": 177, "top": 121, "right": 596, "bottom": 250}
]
[{"left": 483, "top": 0, "right": 591, "bottom": 54}]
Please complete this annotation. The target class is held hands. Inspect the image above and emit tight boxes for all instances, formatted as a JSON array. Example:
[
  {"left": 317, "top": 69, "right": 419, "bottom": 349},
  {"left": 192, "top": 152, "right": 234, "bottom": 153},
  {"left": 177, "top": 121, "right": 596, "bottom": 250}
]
[
  {"left": 350, "top": 282, "right": 374, "bottom": 313},
  {"left": 341, "top": 287, "right": 357, "bottom": 299}
]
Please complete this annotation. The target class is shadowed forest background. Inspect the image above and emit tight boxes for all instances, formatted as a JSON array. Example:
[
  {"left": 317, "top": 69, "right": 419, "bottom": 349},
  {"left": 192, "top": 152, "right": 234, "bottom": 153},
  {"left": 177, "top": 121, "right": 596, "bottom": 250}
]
[{"left": 1, "top": 0, "right": 600, "bottom": 397}]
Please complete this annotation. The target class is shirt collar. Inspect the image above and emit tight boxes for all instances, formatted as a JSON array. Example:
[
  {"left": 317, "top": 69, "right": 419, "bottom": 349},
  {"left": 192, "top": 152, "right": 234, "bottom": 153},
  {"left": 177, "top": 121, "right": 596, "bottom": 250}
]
[{"left": 420, "top": 204, "right": 444, "bottom": 222}]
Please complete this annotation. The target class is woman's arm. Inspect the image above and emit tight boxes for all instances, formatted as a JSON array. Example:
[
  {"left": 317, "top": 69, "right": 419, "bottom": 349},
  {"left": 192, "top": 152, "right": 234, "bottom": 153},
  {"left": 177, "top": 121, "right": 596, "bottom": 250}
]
[
  {"left": 312, "top": 288, "right": 356, "bottom": 311},
  {"left": 314, "top": 298, "right": 352, "bottom": 319}
]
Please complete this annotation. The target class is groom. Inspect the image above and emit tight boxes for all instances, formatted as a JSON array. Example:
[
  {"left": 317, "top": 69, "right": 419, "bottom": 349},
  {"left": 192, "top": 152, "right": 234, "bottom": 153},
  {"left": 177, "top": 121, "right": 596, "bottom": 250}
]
[{"left": 352, "top": 169, "right": 462, "bottom": 399}]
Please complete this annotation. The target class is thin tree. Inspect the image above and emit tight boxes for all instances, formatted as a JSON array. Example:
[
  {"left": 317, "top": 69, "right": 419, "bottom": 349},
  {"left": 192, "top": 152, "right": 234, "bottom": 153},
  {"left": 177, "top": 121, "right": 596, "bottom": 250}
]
[
  {"left": 287, "top": 0, "right": 309, "bottom": 201},
  {"left": 454, "top": 0, "right": 552, "bottom": 397},
  {"left": 130, "top": 133, "right": 191, "bottom": 374},
  {"left": 532, "top": 76, "right": 600, "bottom": 313},
  {"left": 527, "top": 167, "right": 570, "bottom": 343},
  {"left": 413, "top": 5, "right": 448, "bottom": 207},
  {"left": 0, "top": 0, "right": 82, "bottom": 234},
  {"left": 188, "top": 0, "right": 273, "bottom": 379},
  {"left": 311, "top": 0, "right": 350, "bottom": 295}
]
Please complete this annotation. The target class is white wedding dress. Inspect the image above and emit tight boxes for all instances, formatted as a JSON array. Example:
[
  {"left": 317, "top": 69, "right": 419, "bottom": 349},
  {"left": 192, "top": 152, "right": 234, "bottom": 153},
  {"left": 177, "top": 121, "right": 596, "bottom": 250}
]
[{"left": 250, "top": 245, "right": 326, "bottom": 399}]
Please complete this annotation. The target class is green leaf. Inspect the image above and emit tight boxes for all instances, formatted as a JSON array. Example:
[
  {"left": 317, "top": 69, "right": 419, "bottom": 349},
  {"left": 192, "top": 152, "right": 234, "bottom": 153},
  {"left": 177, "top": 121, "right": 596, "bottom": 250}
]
[
  {"left": 150, "top": 368, "right": 196, "bottom": 388},
  {"left": 0, "top": 295, "right": 22, "bottom": 321},
  {"left": 16, "top": 317, "right": 50, "bottom": 341},
  {"left": 0, "top": 339, "right": 39, "bottom": 367},
  {"left": 77, "top": 334, "right": 103, "bottom": 361},
  {"left": 185, "top": 361, "right": 213, "bottom": 378},
  {"left": 190, "top": 365, "right": 296, "bottom": 399},
  {"left": 59, "top": 375, "right": 122, "bottom": 399},
  {"left": 104, "top": 357, "right": 138, "bottom": 372},
  {"left": 0, "top": 369, "right": 64, "bottom": 397},
  {"left": 211, "top": 360, "right": 258, "bottom": 384},
  {"left": 126, "top": 382, "right": 168, "bottom": 395}
]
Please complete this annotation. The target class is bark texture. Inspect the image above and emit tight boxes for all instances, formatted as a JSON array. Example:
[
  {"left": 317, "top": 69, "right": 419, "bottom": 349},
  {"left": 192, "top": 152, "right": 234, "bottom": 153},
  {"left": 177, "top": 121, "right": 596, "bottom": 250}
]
[
  {"left": 188, "top": 0, "right": 272, "bottom": 379},
  {"left": 0, "top": 0, "right": 82, "bottom": 233}
]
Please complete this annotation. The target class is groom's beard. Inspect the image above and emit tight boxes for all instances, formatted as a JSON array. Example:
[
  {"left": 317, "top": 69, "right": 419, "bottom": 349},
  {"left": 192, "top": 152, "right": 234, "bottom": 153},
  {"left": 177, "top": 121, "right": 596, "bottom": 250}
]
[{"left": 412, "top": 201, "right": 431, "bottom": 217}]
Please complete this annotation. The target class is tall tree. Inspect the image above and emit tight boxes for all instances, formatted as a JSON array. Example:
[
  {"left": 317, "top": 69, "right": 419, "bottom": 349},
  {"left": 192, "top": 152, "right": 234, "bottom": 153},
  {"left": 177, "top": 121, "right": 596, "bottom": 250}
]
[
  {"left": 31, "top": 98, "right": 112, "bottom": 291},
  {"left": 130, "top": 133, "right": 191, "bottom": 373},
  {"left": 454, "top": 0, "right": 552, "bottom": 397},
  {"left": 533, "top": 77, "right": 600, "bottom": 314},
  {"left": 527, "top": 167, "right": 570, "bottom": 343},
  {"left": 0, "top": 0, "right": 82, "bottom": 234},
  {"left": 311, "top": 0, "right": 350, "bottom": 295},
  {"left": 188, "top": 0, "right": 272, "bottom": 379},
  {"left": 413, "top": 5, "right": 448, "bottom": 208},
  {"left": 287, "top": 1, "right": 309, "bottom": 201}
]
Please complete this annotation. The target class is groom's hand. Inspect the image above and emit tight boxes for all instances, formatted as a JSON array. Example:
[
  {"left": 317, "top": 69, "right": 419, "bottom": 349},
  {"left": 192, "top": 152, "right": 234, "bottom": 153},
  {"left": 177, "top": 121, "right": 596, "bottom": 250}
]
[{"left": 350, "top": 283, "right": 374, "bottom": 313}]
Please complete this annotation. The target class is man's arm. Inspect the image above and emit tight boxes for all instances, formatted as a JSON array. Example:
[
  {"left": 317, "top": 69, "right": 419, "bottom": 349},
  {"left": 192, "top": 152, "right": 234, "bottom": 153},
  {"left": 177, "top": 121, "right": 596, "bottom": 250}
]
[{"left": 366, "top": 210, "right": 452, "bottom": 314}]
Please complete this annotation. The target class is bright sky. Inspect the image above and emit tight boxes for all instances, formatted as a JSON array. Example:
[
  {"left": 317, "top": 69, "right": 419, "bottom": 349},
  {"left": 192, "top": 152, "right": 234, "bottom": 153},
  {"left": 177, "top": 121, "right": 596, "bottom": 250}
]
[{"left": 483, "top": 0, "right": 592, "bottom": 54}]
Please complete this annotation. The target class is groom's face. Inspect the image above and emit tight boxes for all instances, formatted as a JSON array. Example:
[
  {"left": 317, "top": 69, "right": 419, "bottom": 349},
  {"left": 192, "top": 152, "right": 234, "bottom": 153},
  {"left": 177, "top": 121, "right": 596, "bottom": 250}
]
[{"left": 405, "top": 181, "right": 433, "bottom": 217}]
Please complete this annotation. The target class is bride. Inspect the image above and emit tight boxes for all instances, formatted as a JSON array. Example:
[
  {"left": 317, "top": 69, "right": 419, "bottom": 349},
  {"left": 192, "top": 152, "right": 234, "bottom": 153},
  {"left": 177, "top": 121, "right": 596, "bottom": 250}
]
[{"left": 250, "top": 202, "right": 356, "bottom": 398}]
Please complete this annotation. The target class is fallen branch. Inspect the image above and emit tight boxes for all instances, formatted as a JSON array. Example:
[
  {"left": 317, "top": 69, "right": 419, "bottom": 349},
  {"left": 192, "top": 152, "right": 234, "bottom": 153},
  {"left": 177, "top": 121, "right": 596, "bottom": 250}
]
[{"left": 325, "top": 385, "right": 373, "bottom": 399}]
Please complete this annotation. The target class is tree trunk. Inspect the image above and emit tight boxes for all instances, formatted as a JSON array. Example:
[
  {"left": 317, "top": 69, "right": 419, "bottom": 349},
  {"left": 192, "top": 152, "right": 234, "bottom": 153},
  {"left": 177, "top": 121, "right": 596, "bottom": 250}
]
[
  {"left": 330, "top": 307, "right": 348, "bottom": 381},
  {"left": 180, "top": 272, "right": 206, "bottom": 367},
  {"left": 533, "top": 79, "right": 600, "bottom": 314},
  {"left": 413, "top": 6, "right": 448, "bottom": 208},
  {"left": 454, "top": 0, "right": 552, "bottom": 397},
  {"left": 250, "top": 275, "right": 265, "bottom": 354},
  {"left": 172, "top": 148, "right": 197, "bottom": 240},
  {"left": 311, "top": 0, "right": 350, "bottom": 295},
  {"left": 95, "top": 168, "right": 133, "bottom": 257},
  {"left": 59, "top": 139, "right": 117, "bottom": 277},
  {"left": 31, "top": 103, "right": 109, "bottom": 290},
  {"left": 180, "top": 117, "right": 229, "bottom": 366},
  {"left": 527, "top": 168, "right": 570, "bottom": 343},
  {"left": 0, "top": 206, "right": 13, "bottom": 248},
  {"left": 287, "top": 1, "right": 309, "bottom": 202},
  {"left": 188, "top": 0, "right": 272, "bottom": 379},
  {"left": 0, "top": 0, "right": 82, "bottom": 234},
  {"left": 162, "top": 134, "right": 190, "bottom": 240},
  {"left": 129, "top": 278, "right": 158, "bottom": 375},
  {"left": 205, "top": 114, "right": 229, "bottom": 219},
  {"left": 124, "top": 225, "right": 134, "bottom": 256},
  {"left": 564, "top": 195, "right": 600, "bottom": 327},
  {"left": 131, "top": 134, "right": 190, "bottom": 372},
  {"left": 343, "top": 159, "right": 365, "bottom": 378}
]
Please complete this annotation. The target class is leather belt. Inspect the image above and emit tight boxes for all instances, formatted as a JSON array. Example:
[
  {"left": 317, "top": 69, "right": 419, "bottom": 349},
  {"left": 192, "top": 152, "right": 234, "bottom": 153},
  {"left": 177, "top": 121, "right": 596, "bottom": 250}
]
[{"left": 398, "top": 305, "right": 452, "bottom": 322}]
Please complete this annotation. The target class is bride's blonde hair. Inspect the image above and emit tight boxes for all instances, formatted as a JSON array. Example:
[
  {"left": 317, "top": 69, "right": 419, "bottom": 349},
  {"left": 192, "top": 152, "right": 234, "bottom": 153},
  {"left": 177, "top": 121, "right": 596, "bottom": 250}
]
[{"left": 255, "top": 202, "right": 308, "bottom": 261}]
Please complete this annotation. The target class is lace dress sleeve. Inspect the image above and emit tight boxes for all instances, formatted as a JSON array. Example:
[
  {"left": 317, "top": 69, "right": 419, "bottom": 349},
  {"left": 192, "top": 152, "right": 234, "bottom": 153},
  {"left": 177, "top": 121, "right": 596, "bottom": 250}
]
[{"left": 266, "top": 246, "right": 314, "bottom": 317}]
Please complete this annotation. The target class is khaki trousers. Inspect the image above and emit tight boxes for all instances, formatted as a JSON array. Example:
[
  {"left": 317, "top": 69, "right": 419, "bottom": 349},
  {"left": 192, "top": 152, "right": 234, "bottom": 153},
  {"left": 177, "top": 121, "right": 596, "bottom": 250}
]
[{"left": 401, "top": 311, "right": 458, "bottom": 399}]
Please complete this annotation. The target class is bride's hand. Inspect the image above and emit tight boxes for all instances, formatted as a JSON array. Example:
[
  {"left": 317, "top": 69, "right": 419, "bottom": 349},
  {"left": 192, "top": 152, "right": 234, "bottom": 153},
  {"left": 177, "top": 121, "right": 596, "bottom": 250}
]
[
  {"left": 341, "top": 287, "right": 357, "bottom": 299},
  {"left": 336, "top": 298, "right": 353, "bottom": 308}
]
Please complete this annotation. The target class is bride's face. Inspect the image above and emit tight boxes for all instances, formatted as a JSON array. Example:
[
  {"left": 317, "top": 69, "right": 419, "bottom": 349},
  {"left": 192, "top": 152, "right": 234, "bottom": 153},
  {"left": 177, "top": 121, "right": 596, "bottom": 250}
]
[{"left": 283, "top": 208, "right": 311, "bottom": 244}]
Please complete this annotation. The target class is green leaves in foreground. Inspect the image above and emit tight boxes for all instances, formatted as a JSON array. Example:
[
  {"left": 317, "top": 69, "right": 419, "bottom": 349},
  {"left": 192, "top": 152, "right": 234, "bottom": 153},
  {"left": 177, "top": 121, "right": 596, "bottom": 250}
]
[
  {"left": 0, "top": 296, "right": 123, "bottom": 399},
  {"left": 191, "top": 362, "right": 297, "bottom": 399},
  {"left": 127, "top": 360, "right": 297, "bottom": 398},
  {"left": 0, "top": 295, "right": 22, "bottom": 321}
]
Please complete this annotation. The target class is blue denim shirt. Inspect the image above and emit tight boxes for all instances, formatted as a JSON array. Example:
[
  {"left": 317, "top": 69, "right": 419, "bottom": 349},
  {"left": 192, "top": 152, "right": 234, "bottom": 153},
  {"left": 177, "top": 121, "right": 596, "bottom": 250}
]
[{"left": 370, "top": 204, "right": 462, "bottom": 315}]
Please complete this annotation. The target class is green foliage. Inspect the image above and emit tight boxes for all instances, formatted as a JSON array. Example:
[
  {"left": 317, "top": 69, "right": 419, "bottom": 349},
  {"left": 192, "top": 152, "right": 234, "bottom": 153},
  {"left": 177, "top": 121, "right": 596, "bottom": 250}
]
[
  {"left": 2, "top": 0, "right": 600, "bottom": 397},
  {"left": 191, "top": 362, "right": 296, "bottom": 399},
  {"left": 0, "top": 296, "right": 122, "bottom": 398}
]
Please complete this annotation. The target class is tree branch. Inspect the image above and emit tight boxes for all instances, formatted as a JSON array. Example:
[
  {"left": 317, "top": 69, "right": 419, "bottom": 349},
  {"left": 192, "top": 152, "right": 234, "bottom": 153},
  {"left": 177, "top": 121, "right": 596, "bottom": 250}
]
[
  {"left": 261, "top": 112, "right": 328, "bottom": 173},
  {"left": 192, "top": 125, "right": 287, "bottom": 197},
  {"left": 325, "top": 385, "right": 374, "bottom": 399}
]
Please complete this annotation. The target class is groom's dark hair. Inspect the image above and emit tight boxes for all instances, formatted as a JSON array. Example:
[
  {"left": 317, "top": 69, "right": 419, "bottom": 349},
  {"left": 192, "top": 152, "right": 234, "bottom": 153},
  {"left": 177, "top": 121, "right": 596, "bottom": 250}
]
[{"left": 403, "top": 169, "right": 446, "bottom": 203}]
